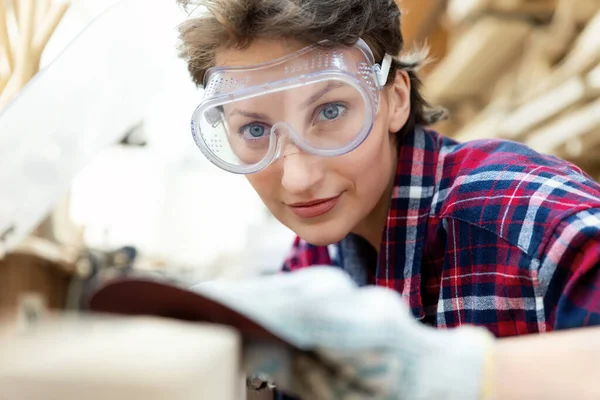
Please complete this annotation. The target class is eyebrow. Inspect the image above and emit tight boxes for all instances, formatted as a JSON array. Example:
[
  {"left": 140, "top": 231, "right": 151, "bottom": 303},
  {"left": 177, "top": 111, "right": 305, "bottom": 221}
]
[
  {"left": 224, "top": 81, "right": 346, "bottom": 119},
  {"left": 301, "top": 81, "right": 346, "bottom": 109},
  {"left": 227, "top": 108, "right": 269, "bottom": 120}
]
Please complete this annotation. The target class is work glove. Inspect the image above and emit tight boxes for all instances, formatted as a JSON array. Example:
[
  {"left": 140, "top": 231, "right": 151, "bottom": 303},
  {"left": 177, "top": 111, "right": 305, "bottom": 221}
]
[{"left": 196, "top": 267, "right": 496, "bottom": 400}]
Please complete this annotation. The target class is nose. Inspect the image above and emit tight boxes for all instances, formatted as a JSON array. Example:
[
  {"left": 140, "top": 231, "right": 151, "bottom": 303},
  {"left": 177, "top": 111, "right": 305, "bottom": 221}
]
[
  {"left": 272, "top": 123, "right": 325, "bottom": 194},
  {"left": 280, "top": 149, "right": 325, "bottom": 195}
]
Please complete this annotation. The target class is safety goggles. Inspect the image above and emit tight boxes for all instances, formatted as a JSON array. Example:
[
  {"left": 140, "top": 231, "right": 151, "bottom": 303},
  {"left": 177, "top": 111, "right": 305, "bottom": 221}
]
[{"left": 191, "top": 38, "right": 392, "bottom": 174}]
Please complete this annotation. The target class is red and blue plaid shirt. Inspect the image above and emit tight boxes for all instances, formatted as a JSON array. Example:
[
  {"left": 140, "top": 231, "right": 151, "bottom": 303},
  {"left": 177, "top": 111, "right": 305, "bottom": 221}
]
[{"left": 282, "top": 127, "right": 600, "bottom": 337}]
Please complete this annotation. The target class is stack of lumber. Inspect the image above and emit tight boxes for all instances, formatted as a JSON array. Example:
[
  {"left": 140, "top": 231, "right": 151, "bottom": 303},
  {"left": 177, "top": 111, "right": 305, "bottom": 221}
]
[
  {"left": 413, "top": 0, "right": 600, "bottom": 179},
  {"left": 0, "top": 0, "right": 69, "bottom": 110},
  {"left": 0, "top": 0, "right": 74, "bottom": 326}
]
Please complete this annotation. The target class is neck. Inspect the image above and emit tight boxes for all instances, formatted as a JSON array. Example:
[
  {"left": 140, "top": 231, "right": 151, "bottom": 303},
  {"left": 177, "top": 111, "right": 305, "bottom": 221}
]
[{"left": 351, "top": 156, "right": 398, "bottom": 251}]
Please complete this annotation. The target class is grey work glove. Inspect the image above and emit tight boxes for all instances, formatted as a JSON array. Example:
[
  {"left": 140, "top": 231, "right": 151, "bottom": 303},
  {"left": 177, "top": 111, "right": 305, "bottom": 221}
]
[{"left": 195, "top": 267, "right": 496, "bottom": 400}]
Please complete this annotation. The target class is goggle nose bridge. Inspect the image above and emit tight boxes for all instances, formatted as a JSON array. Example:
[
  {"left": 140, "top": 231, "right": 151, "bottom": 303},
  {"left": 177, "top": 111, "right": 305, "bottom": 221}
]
[{"left": 271, "top": 122, "right": 311, "bottom": 159}]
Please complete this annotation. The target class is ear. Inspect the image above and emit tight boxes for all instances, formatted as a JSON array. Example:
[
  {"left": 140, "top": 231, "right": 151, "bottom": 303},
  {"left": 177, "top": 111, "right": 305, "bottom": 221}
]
[{"left": 385, "top": 69, "right": 411, "bottom": 133}]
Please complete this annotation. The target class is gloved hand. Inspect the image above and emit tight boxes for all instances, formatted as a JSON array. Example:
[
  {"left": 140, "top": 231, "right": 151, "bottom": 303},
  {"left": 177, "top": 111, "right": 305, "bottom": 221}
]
[{"left": 196, "top": 267, "right": 496, "bottom": 400}]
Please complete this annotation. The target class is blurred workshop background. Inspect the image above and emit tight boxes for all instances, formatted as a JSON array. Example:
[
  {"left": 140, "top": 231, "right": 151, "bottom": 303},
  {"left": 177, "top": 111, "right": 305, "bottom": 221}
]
[{"left": 0, "top": 0, "right": 599, "bottom": 326}]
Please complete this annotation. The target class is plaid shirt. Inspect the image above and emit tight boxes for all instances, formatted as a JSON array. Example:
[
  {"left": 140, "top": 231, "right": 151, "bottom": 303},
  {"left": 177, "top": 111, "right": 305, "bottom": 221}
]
[{"left": 282, "top": 127, "right": 600, "bottom": 337}]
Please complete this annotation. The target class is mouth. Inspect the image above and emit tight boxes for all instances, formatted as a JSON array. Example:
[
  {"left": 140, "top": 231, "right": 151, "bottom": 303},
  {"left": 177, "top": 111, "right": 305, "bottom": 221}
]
[{"left": 287, "top": 194, "right": 342, "bottom": 219}]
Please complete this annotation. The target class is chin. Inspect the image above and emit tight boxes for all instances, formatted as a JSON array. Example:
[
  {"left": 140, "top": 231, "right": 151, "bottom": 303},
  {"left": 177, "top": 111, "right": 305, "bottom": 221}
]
[
  {"left": 292, "top": 222, "right": 351, "bottom": 246},
  {"left": 269, "top": 206, "right": 355, "bottom": 246}
]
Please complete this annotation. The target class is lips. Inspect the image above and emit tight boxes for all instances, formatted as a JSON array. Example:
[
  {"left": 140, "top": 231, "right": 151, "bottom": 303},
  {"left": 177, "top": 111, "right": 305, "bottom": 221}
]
[{"left": 287, "top": 195, "right": 341, "bottom": 219}]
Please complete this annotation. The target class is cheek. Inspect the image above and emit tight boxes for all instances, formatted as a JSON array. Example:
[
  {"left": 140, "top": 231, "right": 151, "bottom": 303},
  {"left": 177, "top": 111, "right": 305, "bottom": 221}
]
[
  {"left": 331, "top": 118, "right": 396, "bottom": 192},
  {"left": 350, "top": 117, "right": 396, "bottom": 168},
  {"left": 246, "top": 169, "right": 280, "bottom": 205}
]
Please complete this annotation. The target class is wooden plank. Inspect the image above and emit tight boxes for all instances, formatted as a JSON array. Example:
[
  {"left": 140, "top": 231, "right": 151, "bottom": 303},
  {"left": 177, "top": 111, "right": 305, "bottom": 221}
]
[
  {"left": 455, "top": 60, "right": 600, "bottom": 142},
  {"left": 0, "top": 0, "right": 69, "bottom": 109},
  {"left": 32, "top": 1, "right": 69, "bottom": 56},
  {"left": 396, "top": 0, "right": 448, "bottom": 73},
  {"left": 542, "top": 0, "right": 583, "bottom": 62},
  {"left": 420, "top": 23, "right": 449, "bottom": 74},
  {"left": 516, "top": 9, "right": 600, "bottom": 103},
  {"left": 499, "top": 76, "right": 587, "bottom": 139},
  {"left": 525, "top": 97, "right": 600, "bottom": 154},
  {"left": 453, "top": 9, "right": 600, "bottom": 141},
  {"left": 453, "top": 97, "right": 512, "bottom": 141},
  {"left": 466, "top": 4, "right": 599, "bottom": 108},
  {"left": 424, "top": 16, "right": 531, "bottom": 104},
  {"left": 553, "top": 10, "right": 600, "bottom": 80},
  {"left": 0, "top": 1, "right": 14, "bottom": 73},
  {"left": 447, "top": 0, "right": 490, "bottom": 25},
  {"left": 450, "top": 55, "right": 522, "bottom": 140},
  {"left": 571, "top": 0, "right": 600, "bottom": 24},
  {"left": 559, "top": 131, "right": 600, "bottom": 160},
  {"left": 398, "top": 0, "right": 446, "bottom": 45},
  {"left": 36, "top": 0, "right": 50, "bottom": 27},
  {"left": 490, "top": 0, "right": 558, "bottom": 18},
  {"left": 587, "top": 62, "right": 600, "bottom": 90},
  {"left": 10, "top": 236, "right": 76, "bottom": 273},
  {"left": 0, "top": 251, "right": 71, "bottom": 311},
  {"left": 447, "top": 0, "right": 559, "bottom": 25},
  {"left": 504, "top": 0, "right": 581, "bottom": 106},
  {"left": 556, "top": 64, "right": 600, "bottom": 159},
  {"left": 495, "top": 23, "right": 600, "bottom": 139},
  {"left": 505, "top": 30, "right": 553, "bottom": 103}
]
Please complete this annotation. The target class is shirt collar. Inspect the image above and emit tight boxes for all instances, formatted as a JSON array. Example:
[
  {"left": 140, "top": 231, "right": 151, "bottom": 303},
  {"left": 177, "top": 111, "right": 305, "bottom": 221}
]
[{"left": 375, "top": 126, "right": 441, "bottom": 320}]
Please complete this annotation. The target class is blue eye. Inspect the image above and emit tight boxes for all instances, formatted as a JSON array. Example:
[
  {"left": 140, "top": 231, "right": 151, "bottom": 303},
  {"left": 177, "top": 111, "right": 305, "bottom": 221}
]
[
  {"left": 240, "top": 123, "right": 269, "bottom": 139},
  {"left": 317, "top": 103, "right": 346, "bottom": 121}
]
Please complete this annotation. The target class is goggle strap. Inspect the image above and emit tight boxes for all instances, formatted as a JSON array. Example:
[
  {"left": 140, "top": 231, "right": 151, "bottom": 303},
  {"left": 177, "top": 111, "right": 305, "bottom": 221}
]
[{"left": 376, "top": 53, "right": 393, "bottom": 88}]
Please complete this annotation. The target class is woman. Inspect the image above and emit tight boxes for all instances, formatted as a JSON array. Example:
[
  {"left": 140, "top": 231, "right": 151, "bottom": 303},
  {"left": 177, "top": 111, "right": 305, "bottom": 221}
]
[{"left": 175, "top": 0, "right": 600, "bottom": 398}]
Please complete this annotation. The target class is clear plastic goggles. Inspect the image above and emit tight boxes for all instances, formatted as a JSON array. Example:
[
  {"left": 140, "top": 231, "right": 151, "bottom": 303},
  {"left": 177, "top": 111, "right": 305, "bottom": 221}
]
[{"left": 191, "top": 38, "right": 392, "bottom": 174}]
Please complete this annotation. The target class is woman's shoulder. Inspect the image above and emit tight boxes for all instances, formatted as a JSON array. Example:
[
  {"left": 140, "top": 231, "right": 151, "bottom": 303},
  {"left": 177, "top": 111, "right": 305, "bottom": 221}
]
[{"left": 435, "top": 136, "right": 600, "bottom": 256}]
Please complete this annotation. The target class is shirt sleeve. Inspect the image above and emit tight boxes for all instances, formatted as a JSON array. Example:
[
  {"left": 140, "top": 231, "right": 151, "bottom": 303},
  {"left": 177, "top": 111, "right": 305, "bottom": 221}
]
[{"left": 540, "top": 208, "right": 600, "bottom": 329}]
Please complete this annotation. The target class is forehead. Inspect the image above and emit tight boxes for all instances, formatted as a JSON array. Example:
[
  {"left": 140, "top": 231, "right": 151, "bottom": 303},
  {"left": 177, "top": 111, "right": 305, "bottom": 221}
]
[{"left": 214, "top": 38, "right": 311, "bottom": 68}]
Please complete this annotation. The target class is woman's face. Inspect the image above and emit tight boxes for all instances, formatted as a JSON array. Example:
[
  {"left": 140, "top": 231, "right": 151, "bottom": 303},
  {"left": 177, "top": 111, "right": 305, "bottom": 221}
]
[{"left": 215, "top": 38, "right": 411, "bottom": 246}]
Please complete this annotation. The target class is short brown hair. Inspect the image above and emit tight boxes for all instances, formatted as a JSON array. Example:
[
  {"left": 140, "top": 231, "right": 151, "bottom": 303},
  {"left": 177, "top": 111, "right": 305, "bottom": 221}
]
[{"left": 175, "top": 0, "right": 446, "bottom": 136}]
